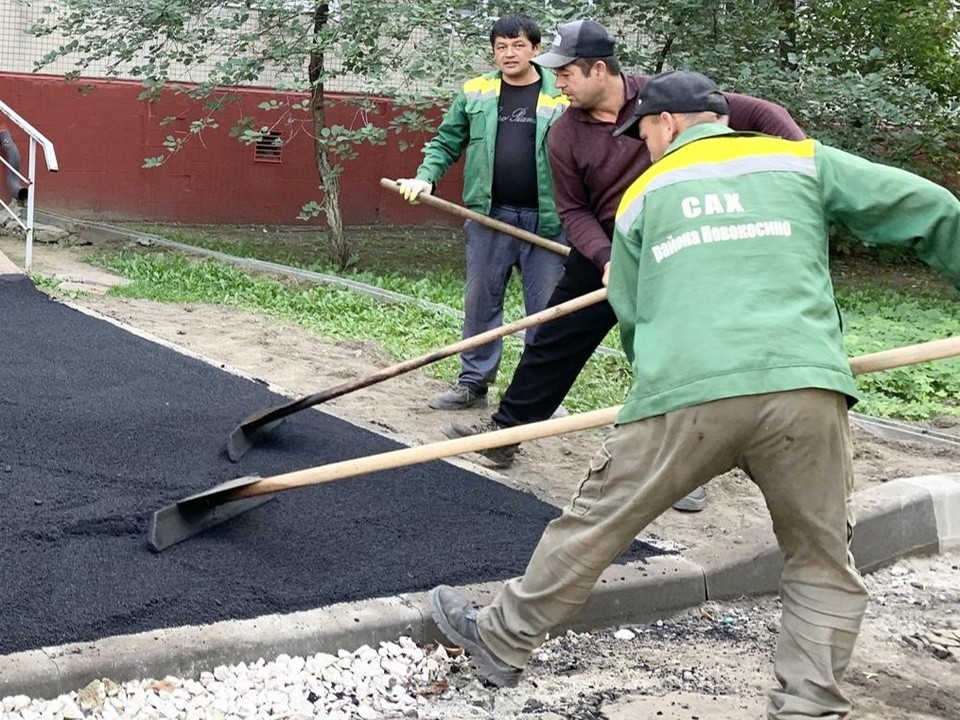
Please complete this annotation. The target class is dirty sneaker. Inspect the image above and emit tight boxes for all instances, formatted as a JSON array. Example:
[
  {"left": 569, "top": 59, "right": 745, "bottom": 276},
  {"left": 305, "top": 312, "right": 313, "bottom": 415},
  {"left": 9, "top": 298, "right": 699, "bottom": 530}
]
[
  {"left": 428, "top": 383, "right": 488, "bottom": 410},
  {"left": 672, "top": 486, "right": 708, "bottom": 512},
  {"left": 441, "top": 419, "right": 518, "bottom": 468},
  {"left": 428, "top": 585, "right": 522, "bottom": 687}
]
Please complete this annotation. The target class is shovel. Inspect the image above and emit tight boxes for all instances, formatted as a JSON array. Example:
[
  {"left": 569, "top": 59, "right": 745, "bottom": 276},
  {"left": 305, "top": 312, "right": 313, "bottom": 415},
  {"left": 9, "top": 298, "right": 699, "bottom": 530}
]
[
  {"left": 379, "top": 178, "right": 570, "bottom": 257},
  {"left": 226, "top": 182, "right": 579, "bottom": 461},
  {"left": 151, "top": 334, "right": 960, "bottom": 551},
  {"left": 226, "top": 288, "right": 608, "bottom": 461}
]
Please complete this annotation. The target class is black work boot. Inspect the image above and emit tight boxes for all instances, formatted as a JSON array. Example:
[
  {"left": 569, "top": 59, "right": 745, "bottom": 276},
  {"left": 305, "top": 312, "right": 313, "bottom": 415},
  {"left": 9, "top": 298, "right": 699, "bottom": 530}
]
[
  {"left": 440, "top": 419, "right": 518, "bottom": 468},
  {"left": 428, "top": 585, "right": 523, "bottom": 687}
]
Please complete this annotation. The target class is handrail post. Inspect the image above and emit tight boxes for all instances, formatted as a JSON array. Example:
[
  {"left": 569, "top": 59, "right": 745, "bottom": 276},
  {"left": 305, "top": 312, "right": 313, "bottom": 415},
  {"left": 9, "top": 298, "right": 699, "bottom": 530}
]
[
  {"left": 25, "top": 138, "right": 37, "bottom": 275},
  {"left": 0, "top": 99, "right": 58, "bottom": 275}
]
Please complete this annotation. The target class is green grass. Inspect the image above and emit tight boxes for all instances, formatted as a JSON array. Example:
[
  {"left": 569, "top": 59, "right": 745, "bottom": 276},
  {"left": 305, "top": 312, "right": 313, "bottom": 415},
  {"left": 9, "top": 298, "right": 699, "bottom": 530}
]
[
  {"left": 32, "top": 273, "right": 84, "bottom": 299},
  {"left": 126, "top": 223, "right": 516, "bottom": 321},
  {"left": 89, "top": 232, "right": 960, "bottom": 421},
  {"left": 122, "top": 222, "right": 625, "bottom": 351},
  {"left": 32, "top": 273, "right": 63, "bottom": 292},
  {"left": 92, "top": 251, "right": 624, "bottom": 408},
  {"left": 837, "top": 285, "right": 960, "bottom": 418}
]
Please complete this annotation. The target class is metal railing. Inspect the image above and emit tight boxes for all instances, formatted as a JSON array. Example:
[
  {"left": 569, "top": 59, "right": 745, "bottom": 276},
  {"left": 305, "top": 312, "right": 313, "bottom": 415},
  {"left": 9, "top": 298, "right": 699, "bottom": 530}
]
[{"left": 0, "top": 98, "right": 58, "bottom": 274}]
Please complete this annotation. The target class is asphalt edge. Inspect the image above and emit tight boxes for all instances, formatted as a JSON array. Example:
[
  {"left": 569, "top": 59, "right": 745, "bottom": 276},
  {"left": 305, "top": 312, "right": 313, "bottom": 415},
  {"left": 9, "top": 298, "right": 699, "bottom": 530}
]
[
  {"left": 3, "top": 473, "right": 957, "bottom": 700},
  {"left": 56, "top": 295, "right": 531, "bottom": 487}
]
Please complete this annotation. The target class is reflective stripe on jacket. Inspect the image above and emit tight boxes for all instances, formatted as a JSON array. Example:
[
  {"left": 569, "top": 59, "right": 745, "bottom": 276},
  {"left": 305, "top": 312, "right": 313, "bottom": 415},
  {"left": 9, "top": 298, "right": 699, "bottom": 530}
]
[{"left": 415, "top": 68, "right": 568, "bottom": 237}]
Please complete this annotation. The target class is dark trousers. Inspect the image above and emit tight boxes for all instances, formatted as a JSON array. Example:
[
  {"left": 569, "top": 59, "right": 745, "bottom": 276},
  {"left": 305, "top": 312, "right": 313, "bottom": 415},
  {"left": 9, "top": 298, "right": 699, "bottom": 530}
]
[{"left": 493, "top": 249, "right": 617, "bottom": 427}]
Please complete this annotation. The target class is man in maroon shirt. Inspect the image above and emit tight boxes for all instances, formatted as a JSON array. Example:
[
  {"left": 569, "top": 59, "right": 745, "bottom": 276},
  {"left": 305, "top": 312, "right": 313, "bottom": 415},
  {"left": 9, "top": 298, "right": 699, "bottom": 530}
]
[{"left": 442, "top": 19, "right": 805, "bottom": 512}]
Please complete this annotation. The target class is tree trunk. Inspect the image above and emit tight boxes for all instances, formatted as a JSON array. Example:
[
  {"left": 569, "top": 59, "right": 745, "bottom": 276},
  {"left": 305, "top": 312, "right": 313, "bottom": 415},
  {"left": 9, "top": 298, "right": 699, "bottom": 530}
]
[
  {"left": 654, "top": 35, "right": 675, "bottom": 73},
  {"left": 316, "top": 150, "right": 346, "bottom": 266},
  {"left": 309, "top": 2, "right": 350, "bottom": 269},
  {"left": 777, "top": 0, "right": 799, "bottom": 71}
]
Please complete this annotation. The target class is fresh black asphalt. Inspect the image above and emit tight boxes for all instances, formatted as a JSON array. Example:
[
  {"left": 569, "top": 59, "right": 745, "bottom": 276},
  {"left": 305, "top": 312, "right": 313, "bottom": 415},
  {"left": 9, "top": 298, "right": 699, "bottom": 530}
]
[{"left": 0, "top": 277, "right": 662, "bottom": 655}]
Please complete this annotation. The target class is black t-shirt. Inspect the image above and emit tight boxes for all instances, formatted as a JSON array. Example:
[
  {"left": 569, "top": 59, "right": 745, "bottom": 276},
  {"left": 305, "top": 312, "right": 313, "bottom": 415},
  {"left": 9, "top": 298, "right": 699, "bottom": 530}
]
[{"left": 492, "top": 80, "right": 540, "bottom": 209}]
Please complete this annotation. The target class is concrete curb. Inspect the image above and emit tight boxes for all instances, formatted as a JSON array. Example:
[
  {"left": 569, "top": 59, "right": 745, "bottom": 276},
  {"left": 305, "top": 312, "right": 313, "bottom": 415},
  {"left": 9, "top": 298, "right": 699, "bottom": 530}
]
[
  {"left": 35, "top": 210, "right": 629, "bottom": 359},
  {"left": 3, "top": 473, "right": 957, "bottom": 701},
  {"left": 0, "top": 597, "right": 423, "bottom": 700},
  {"left": 703, "top": 473, "right": 960, "bottom": 599},
  {"left": 850, "top": 413, "right": 960, "bottom": 451}
]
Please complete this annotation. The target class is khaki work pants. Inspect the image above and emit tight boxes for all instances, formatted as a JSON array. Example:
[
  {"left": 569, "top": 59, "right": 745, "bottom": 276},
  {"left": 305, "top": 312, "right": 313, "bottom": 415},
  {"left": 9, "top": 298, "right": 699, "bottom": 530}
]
[{"left": 477, "top": 389, "right": 869, "bottom": 720}]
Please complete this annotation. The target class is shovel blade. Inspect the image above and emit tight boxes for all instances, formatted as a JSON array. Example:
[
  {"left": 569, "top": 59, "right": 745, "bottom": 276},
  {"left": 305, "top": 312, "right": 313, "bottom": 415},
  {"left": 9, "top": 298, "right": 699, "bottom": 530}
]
[
  {"left": 148, "top": 475, "right": 273, "bottom": 552},
  {"left": 226, "top": 417, "right": 287, "bottom": 462}
]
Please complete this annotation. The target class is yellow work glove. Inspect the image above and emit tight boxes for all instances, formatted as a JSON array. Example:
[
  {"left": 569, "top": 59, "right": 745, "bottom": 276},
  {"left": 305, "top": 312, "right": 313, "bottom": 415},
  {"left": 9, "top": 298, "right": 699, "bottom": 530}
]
[{"left": 397, "top": 178, "right": 433, "bottom": 204}]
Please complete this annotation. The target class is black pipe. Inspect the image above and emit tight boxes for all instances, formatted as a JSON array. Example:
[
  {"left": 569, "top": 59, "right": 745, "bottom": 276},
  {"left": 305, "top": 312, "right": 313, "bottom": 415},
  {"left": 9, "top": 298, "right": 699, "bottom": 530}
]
[{"left": 0, "top": 127, "right": 28, "bottom": 203}]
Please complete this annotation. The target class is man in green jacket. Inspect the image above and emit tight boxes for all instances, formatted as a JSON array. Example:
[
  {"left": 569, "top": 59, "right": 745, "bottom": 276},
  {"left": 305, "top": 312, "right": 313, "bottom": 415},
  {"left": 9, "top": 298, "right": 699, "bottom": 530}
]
[
  {"left": 397, "top": 15, "right": 569, "bottom": 410},
  {"left": 428, "top": 70, "right": 960, "bottom": 719}
]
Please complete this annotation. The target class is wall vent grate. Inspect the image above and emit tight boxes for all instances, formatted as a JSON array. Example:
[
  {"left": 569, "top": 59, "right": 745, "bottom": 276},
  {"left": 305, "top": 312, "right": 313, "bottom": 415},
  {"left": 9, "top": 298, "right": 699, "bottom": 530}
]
[{"left": 254, "top": 131, "right": 283, "bottom": 163}]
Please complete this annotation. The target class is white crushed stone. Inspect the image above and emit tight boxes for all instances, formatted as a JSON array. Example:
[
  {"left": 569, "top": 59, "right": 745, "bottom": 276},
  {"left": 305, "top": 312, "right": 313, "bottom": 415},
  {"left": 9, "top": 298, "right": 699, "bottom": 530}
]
[{"left": 1, "top": 637, "right": 461, "bottom": 720}]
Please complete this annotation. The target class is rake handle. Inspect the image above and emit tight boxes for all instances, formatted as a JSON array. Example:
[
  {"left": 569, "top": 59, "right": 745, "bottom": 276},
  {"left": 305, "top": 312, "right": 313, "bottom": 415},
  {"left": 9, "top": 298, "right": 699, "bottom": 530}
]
[
  {"left": 229, "top": 333, "right": 960, "bottom": 501},
  {"left": 380, "top": 178, "right": 571, "bottom": 257}
]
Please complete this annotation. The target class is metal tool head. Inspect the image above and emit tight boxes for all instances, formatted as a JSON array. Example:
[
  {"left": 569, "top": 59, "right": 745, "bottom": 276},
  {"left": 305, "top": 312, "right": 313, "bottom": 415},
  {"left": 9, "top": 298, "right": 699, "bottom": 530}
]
[
  {"left": 148, "top": 475, "right": 272, "bottom": 552},
  {"left": 226, "top": 417, "right": 286, "bottom": 462}
]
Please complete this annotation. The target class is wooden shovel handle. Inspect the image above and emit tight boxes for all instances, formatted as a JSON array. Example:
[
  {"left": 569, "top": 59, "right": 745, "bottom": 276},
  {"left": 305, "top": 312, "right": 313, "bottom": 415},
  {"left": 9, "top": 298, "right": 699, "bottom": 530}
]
[
  {"left": 233, "top": 288, "right": 608, "bottom": 430},
  {"left": 850, "top": 335, "right": 960, "bottom": 376},
  {"left": 233, "top": 406, "right": 621, "bottom": 500},
  {"left": 380, "top": 177, "right": 571, "bottom": 257},
  {"left": 231, "top": 333, "right": 960, "bottom": 501},
  {"left": 354, "top": 288, "right": 607, "bottom": 383}
]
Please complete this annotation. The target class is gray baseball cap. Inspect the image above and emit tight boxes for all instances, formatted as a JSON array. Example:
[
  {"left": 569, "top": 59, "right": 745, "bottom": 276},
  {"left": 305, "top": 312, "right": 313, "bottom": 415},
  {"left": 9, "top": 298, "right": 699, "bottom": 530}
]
[
  {"left": 532, "top": 20, "right": 616, "bottom": 68},
  {"left": 613, "top": 70, "right": 730, "bottom": 139}
]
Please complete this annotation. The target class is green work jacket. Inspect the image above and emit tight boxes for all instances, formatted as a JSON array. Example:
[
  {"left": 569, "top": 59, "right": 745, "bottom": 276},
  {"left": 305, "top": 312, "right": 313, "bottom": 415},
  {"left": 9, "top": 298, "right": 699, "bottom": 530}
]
[
  {"left": 414, "top": 68, "right": 568, "bottom": 237},
  {"left": 608, "top": 123, "right": 960, "bottom": 425}
]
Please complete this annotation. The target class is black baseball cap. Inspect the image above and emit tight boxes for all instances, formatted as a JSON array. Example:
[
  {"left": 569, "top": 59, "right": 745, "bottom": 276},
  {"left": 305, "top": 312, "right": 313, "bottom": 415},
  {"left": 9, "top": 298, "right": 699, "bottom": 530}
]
[
  {"left": 613, "top": 70, "right": 730, "bottom": 138},
  {"left": 532, "top": 20, "right": 616, "bottom": 68}
]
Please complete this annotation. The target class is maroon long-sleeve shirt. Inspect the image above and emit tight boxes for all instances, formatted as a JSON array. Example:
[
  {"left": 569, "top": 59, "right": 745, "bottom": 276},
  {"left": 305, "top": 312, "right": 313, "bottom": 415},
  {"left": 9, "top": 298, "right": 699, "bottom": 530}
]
[{"left": 547, "top": 74, "right": 806, "bottom": 269}]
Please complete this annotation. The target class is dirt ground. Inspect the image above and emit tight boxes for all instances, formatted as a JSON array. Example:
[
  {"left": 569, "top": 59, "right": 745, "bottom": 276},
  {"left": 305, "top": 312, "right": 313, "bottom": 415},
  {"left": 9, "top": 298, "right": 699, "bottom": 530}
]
[
  {"left": 3, "top": 234, "right": 959, "bottom": 718},
  {"left": 418, "top": 551, "right": 960, "bottom": 720}
]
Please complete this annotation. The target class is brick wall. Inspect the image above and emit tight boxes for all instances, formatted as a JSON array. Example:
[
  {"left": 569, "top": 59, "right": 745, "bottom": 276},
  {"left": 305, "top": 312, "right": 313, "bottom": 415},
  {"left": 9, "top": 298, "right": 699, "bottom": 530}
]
[{"left": 0, "top": 73, "right": 463, "bottom": 226}]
